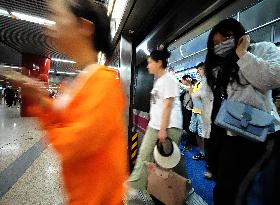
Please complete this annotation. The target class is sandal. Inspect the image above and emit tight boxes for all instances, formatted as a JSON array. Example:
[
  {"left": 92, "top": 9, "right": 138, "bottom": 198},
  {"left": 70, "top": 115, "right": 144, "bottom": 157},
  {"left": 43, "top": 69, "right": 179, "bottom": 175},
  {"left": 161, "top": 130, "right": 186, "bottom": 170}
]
[
  {"left": 204, "top": 171, "right": 213, "bottom": 180},
  {"left": 192, "top": 153, "right": 205, "bottom": 160}
]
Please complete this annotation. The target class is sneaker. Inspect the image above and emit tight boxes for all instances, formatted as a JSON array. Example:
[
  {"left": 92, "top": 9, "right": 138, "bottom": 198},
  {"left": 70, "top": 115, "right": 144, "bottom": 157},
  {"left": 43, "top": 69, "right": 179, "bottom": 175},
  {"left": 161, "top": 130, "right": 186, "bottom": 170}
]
[
  {"left": 204, "top": 171, "right": 213, "bottom": 180},
  {"left": 192, "top": 153, "right": 205, "bottom": 160}
]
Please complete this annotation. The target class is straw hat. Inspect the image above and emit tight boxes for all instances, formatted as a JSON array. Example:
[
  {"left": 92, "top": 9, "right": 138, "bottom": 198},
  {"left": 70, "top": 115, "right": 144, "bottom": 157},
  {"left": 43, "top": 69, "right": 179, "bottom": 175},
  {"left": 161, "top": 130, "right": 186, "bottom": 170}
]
[{"left": 153, "top": 137, "right": 181, "bottom": 169}]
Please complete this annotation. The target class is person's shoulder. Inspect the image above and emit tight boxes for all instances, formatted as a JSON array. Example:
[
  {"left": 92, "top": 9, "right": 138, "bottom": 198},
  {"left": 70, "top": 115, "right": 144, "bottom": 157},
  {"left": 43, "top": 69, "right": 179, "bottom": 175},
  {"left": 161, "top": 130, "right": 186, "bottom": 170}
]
[
  {"left": 164, "top": 72, "right": 178, "bottom": 83},
  {"left": 96, "top": 65, "right": 120, "bottom": 80}
]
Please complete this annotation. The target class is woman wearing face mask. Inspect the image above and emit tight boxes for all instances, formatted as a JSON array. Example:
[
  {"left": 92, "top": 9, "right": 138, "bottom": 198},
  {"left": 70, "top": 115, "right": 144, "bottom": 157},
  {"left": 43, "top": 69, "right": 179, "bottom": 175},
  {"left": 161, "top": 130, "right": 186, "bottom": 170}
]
[
  {"left": 201, "top": 18, "right": 280, "bottom": 205},
  {"left": 0, "top": 0, "right": 127, "bottom": 204}
]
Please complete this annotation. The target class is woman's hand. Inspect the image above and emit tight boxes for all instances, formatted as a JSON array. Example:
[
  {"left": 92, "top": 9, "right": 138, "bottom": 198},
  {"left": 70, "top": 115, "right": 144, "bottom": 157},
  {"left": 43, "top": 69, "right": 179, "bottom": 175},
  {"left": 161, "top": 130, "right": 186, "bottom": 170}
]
[
  {"left": 236, "top": 35, "right": 250, "bottom": 58},
  {"left": 158, "top": 129, "right": 167, "bottom": 143},
  {"left": 185, "top": 78, "right": 192, "bottom": 86}
]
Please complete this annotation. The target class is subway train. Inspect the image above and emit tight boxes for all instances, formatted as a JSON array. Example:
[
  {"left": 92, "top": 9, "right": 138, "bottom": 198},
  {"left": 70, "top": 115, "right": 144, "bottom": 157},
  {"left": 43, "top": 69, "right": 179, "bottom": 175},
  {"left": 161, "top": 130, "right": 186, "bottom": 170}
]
[{"left": 0, "top": 0, "right": 279, "bottom": 204}]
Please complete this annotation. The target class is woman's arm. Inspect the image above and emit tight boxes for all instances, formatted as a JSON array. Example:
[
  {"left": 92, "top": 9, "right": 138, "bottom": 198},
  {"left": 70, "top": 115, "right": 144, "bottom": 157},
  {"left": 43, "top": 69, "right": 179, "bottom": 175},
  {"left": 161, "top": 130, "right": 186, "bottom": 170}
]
[
  {"left": 46, "top": 69, "right": 126, "bottom": 162},
  {"left": 236, "top": 36, "right": 280, "bottom": 93},
  {"left": 158, "top": 97, "right": 174, "bottom": 142}
]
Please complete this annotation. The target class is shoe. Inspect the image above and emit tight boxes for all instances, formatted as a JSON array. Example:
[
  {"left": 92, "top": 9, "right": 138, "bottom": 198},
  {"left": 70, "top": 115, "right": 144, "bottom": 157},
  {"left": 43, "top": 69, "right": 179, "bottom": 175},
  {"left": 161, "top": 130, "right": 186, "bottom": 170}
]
[
  {"left": 204, "top": 171, "right": 213, "bottom": 180},
  {"left": 192, "top": 153, "right": 205, "bottom": 160},
  {"left": 184, "top": 146, "right": 192, "bottom": 151}
]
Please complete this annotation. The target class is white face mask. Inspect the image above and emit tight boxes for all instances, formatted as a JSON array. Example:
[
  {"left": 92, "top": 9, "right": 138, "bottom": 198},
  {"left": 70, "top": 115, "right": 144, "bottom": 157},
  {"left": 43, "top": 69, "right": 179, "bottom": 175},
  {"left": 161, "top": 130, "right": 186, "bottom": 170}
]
[{"left": 214, "top": 37, "right": 235, "bottom": 57}]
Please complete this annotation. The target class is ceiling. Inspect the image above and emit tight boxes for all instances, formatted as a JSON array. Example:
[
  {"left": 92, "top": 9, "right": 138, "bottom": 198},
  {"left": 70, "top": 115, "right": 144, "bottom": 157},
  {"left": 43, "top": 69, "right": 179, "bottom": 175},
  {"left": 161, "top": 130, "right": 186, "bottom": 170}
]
[
  {"left": 0, "top": 0, "right": 235, "bottom": 72},
  {"left": 0, "top": 0, "right": 108, "bottom": 72}
]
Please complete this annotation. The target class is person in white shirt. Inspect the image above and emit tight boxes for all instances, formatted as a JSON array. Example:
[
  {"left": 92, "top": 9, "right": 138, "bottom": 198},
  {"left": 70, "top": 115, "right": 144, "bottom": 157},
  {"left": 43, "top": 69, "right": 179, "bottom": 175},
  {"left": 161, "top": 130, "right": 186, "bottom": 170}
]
[{"left": 127, "top": 48, "right": 190, "bottom": 191}]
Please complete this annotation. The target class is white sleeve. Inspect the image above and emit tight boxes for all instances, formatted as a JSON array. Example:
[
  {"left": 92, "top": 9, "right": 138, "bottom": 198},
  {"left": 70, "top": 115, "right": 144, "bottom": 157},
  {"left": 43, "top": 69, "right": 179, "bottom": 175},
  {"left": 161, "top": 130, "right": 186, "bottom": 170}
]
[
  {"left": 237, "top": 42, "right": 280, "bottom": 93},
  {"left": 163, "top": 76, "right": 179, "bottom": 99}
]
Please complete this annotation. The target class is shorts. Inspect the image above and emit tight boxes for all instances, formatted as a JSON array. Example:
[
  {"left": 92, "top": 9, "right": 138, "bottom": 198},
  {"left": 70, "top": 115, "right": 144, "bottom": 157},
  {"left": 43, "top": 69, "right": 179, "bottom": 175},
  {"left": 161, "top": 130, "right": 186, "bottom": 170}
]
[{"left": 189, "top": 113, "right": 203, "bottom": 137}]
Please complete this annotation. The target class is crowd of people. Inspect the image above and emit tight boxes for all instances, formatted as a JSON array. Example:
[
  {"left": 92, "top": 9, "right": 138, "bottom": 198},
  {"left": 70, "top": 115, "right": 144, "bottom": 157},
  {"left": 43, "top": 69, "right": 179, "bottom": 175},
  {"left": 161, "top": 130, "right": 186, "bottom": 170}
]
[
  {"left": 127, "top": 18, "right": 280, "bottom": 205},
  {"left": 203, "top": 19, "right": 280, "bottom": 205}
]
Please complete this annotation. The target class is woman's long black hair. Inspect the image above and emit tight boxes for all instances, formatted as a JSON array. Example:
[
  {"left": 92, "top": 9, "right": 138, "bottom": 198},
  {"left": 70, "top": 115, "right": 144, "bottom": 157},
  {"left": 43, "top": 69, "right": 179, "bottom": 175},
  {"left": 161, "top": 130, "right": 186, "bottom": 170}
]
[
  {"left": 205, "top": 18, "right": 246, "bottom": 92},
  {"left": 68, "top": 0, "right": 113, "bottom": 60}
]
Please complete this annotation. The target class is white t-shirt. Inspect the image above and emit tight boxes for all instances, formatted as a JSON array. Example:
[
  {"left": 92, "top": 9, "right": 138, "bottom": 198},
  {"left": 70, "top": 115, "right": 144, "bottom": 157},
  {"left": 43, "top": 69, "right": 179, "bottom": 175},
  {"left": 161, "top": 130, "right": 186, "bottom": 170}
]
[{"left": 148, "top": 72, "right": 183, "bottom": 130}]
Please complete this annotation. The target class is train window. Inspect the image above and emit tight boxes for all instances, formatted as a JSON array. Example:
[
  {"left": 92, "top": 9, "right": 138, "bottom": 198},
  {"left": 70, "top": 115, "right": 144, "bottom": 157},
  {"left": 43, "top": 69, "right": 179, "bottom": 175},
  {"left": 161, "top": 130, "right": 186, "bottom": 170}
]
[
  {"left": 180, "top": 31, "right": 210, "bottom": 58},
  {"left": 274, "top": 21, "right": 280, "bottom": 43},
  {"left": 249, "top": 25, "right": 272, "bottom": 43},
  {"left": 171, "top": 49, "right": 207, "bottom": 73},
  {"left": 169, "top": 47, "right": 182, "bottom": 65},
  {"left": 168, "top": 0, "right": 280, "bottom": 75},
  {"left": 239, "top": 0, "right": 280, "bottom": 31}
]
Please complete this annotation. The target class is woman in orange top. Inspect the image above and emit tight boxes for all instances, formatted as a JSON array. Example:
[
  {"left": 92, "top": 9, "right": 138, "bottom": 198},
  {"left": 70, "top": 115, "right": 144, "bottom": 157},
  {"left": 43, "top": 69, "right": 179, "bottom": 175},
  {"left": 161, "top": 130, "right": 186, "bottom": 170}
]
[{"left": 2, "top": 0, "right": 128, "bottom": 204}]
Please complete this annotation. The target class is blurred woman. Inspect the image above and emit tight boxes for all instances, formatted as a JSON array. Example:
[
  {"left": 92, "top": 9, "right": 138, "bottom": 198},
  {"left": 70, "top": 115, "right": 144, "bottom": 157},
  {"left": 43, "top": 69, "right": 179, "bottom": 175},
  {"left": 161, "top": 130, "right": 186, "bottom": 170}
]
[
  {"left": 127, "top": 49, "right": 189, "bottom": 191},
  {"left": 1, "top": 0, "right": 127, "bottom": 204},
  {"left": 202, "top": 18, "right": 280, "bottom": 205}
]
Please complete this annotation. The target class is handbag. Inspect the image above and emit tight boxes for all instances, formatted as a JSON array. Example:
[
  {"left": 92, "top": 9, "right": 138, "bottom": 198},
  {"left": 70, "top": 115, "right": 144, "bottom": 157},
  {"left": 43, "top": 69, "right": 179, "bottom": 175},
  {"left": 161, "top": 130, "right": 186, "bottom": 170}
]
[
  {"left": 146, "top": 162, "right": 188, "bottom": 205},
  {"left": 214, "top": 100, "right": 275, "bottom": 142}
]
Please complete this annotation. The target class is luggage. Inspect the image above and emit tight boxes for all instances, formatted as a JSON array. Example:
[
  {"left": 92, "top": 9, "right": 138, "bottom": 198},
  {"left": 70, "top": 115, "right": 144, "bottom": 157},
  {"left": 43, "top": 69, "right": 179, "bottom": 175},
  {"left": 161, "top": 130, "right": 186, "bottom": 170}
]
[{"left": 146, "top": 162, "right": 187, "bottom": 205}]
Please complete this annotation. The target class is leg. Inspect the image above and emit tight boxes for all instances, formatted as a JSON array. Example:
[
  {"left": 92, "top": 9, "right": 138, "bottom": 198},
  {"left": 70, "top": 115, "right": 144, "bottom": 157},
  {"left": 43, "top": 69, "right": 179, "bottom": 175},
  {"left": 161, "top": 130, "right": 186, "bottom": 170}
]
[
  {"left": 192, "top": 114, "right": 206, "bottom": 160},
  {"left": 213, "top": 135, "right": 265, "bottom": 205},
  {"left": 167, "top": 128, "right": 188, "bottom": 178},
  {"left": 128, "top": 127, "right": 158, "bottom": 190},
  {"left": 168, "top": 128, "right": 193, "bottom": 193},
  {"left": 204, "top": 125, "right": 225, "bottom": 179},
  {"left": 196, "top": 136, "right": 204, "bottom": 154}
]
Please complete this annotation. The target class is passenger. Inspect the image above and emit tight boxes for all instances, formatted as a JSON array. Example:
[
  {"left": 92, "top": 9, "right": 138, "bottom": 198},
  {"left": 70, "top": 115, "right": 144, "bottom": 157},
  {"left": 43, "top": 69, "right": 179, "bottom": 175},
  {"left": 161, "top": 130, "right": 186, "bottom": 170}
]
[
  {"left": 184, "top": 63, "right": 213, "bottom": 179},
  {"left": 180, "top": 75, "right": 196, "bottom": 151},
  {"left": 1, "top": 0, "right": 127, "bottom": 204},
  {"left": 127, "top": 48, "right": 189, "bottom": 191},
  {"left": 201, "top": 18, "right": 280, "bottom": 205},
  {"left": 184, "top": 63, "right": 207, "bottom": 160},
  {"left": 4, "top": 85, "right": 15, "bottom": 107}
]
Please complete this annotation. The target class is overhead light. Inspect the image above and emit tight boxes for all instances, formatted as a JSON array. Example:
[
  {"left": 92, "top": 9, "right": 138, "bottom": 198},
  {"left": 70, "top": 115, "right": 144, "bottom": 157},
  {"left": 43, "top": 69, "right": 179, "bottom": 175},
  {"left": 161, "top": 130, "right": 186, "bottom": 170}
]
[
  {"left": 0, "top": 8, "right": 9, "bottom": 16},
  {"left": 11, "top": 11, "right": 55, "bottom": 26},
  {"left": 109, "top": 0, "right": 129, "bottom": 38},
  {"left": 107, "top": 0, "right": 116, "bottom": 16},
  {"left": 51, "top": 58, "right": 76, "bottom": 63},
  {"left": 65, "top": 72, "right": 77, "bottom": 75},
  {"left": 0, "top": 65, "right": 20, "bottom": 69},
  {"left": 10, "top": 66, "right": 20, "bottom": 69},
  {"left": 49, "top": 70, "right": 77, "bottom": 75}
]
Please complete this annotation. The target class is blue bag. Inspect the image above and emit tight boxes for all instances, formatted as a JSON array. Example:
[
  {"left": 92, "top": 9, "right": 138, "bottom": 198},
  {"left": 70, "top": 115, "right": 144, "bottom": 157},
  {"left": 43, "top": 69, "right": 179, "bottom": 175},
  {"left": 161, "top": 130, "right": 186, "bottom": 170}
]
[{"left": 214, "top": 100, "right": 275, "bottom": 142}]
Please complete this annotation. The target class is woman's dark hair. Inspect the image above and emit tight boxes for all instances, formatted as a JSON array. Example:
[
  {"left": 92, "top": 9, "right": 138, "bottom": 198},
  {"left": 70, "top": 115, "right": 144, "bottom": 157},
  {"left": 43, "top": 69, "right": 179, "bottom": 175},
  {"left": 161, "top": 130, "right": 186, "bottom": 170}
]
[
  {"left": 68, "top": 0, "right": 113, "bottom": 60},
  {"left": 182, "top": 74, "right": 192, "bottom": 80},
  {"left": 149, "top": 49, "right": 171, "bottom": 68},
  {"left": 196, "top": 62, "right": 205, "bottom": 69},
  {"left": 205, "top": 18, "right": 246, "bottom": 92}
]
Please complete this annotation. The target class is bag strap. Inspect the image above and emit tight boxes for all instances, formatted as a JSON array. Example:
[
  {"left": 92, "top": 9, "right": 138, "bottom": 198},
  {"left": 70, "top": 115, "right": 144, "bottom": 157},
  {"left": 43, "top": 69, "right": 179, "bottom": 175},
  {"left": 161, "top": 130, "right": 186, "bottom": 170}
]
[
  {"left": 185, "top": 97, "right": 192, "bottom": 107},
  {"left": 235, "top": 138, "right": 275, "bottom": 205}
]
